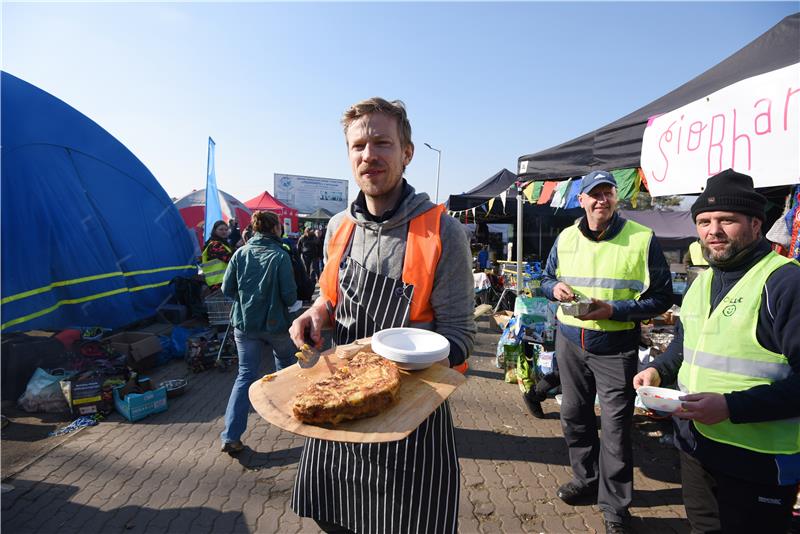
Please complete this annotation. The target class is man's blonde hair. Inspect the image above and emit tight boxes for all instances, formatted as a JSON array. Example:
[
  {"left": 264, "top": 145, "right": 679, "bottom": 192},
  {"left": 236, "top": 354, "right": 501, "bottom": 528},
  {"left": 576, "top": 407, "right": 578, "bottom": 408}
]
[{"left": 341, "top": 97, "right": 413, "bottom": 149}]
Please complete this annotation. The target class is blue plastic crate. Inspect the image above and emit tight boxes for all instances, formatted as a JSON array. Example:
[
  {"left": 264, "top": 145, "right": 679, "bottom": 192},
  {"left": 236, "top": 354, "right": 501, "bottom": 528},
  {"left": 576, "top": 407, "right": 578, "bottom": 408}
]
[{"left": 113, "top": 384, "right": 168, "bottom": 422}]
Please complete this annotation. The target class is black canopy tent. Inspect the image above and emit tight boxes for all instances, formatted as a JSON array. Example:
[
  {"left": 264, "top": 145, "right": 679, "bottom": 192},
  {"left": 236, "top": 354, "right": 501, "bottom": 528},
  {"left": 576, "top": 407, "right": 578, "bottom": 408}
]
[
  {"left": 517, "top": 13, "right": 800, "bottom": 182},
  {"left": 447, "top": 169, "right": 582, "bottom": 269},
  {"left": 447, "top": 168, "right": 518, "bottom": 211}
]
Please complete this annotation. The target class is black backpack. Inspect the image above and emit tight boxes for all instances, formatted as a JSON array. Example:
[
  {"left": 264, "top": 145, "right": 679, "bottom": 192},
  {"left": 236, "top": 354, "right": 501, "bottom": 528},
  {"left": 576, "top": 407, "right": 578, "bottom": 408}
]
[{"left": 285, "top": 247, "right": 315, "bottom": 301}]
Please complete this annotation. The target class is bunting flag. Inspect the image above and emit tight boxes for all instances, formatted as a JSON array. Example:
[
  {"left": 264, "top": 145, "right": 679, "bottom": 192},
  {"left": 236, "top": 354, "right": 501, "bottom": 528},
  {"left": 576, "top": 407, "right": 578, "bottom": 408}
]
[
  {"left": 565, "top": 179, "right": 582, "bottom": 209},
  {"left": 537, "top": 181, "right": 557, "bottom": 204},
  {"left": 550, "top": 179, "right": 572, "bottom": 208},
  {"left": 629, "top": 170, "right": 643, "bottom": 208},
  {"left": 524, "top": 181, "right": 543, "bottom": 203},
  {"left": 612, "top": 168, "right": 639, "bottom": 200},
  {"left": 637, "top": 167, "right": 649, "bottom": 192},
  {"left": 471, "top": 207, "right": 476, "bottom": 219},
  {"left": 488, "top": 198, "right": 495, "bottom": 214},
  {"left": 499, "top": 190, "right": 507, "bottom": 213},
  {"left": 203, "top": 137, "right": 223, "bottom": 241}
]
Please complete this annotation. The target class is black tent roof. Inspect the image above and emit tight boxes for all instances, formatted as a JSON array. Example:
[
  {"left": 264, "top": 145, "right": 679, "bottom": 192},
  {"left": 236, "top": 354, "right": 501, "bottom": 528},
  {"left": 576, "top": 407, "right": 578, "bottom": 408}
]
[
  {"left": 447, "top": 168, "right": 518, "bottom": 211},
  {"left": 517, "top": 13, "right": 800, "bottom": 181}
]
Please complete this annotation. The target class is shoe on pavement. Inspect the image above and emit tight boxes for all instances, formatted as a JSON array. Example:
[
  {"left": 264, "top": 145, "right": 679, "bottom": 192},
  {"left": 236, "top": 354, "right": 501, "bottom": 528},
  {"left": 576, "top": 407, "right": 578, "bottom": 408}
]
[
  {"left": 221, "top": 440, "right": 244, "bottom": 454},
  {"left": 556, "top": 480, "right": 597, "bottom": 505},
  {"left": 523, "top": 394, "right": 545, "bottom": 419},
  {"left": 604, "top": 519, "right": 630, "bottom": 534}
]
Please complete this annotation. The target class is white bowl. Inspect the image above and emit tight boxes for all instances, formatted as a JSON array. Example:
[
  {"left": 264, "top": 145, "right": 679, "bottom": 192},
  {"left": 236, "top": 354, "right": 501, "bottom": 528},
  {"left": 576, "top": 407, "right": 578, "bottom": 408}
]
[
  {"left": 637, "top": 386, "right": 684, "bottom": 413},
  {"left": 371, "top": 328, "right": 450, "bottom": 371}
]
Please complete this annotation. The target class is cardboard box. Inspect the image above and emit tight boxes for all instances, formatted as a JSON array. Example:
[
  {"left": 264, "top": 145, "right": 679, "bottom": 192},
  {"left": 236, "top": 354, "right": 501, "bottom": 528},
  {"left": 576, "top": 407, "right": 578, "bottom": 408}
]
[
  {"left": 107, "top": 332, "right": 162, "bottom": 362},
  {"left": 491, "top": 311, "right": 514, "bottom": 331},
  {"left": 113, "top": 384, "right": 167, "bottom": 422}
]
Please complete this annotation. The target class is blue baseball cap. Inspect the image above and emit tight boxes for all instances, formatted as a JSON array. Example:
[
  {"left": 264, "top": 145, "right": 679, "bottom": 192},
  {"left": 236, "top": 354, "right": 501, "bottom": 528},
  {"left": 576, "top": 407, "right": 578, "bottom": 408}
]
[{"left": 580, "top": 171, "right": 617, "bottom": 194}]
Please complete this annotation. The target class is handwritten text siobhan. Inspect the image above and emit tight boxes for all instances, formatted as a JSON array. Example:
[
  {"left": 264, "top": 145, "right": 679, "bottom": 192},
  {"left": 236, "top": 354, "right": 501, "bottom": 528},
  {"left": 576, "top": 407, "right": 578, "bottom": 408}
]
[{"left": 649, "top": 85, "right": 799, "bottom": 183}]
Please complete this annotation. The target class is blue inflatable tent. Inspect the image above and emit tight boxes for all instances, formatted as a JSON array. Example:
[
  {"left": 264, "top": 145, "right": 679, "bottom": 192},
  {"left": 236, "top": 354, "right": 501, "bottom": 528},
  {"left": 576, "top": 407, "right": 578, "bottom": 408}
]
[{"left": 1, "top": 72, "right": 197, "bottom": 332}]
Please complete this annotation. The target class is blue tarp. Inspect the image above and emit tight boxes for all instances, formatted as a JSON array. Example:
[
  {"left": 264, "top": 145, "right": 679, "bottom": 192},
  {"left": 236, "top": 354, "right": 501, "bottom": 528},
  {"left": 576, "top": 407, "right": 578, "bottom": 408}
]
[{"left": 1, "top": 72, "right": 197, "bottom": 332}]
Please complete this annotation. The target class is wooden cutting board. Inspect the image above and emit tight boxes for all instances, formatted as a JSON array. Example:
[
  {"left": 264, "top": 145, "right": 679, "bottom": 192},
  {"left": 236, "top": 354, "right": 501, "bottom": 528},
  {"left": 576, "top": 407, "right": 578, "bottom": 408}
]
[{"left": 248, "top": 349, "right": 466, "bottom": 443}]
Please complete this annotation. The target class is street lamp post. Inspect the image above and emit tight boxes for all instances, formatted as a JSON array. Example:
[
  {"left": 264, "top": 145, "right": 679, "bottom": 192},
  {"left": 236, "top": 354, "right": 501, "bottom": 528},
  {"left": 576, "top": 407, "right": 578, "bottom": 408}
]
[{"left": 423, "top": 142, "right": 441, "bottom": 204}]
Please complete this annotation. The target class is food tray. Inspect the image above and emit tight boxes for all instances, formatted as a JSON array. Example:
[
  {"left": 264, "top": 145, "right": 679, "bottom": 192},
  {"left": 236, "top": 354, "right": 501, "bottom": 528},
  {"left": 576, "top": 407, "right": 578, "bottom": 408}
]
[
  {"left": 559, "top": 300, "right": 594, "bottom": 316},
  {"left": 248, "top": 348, "right": 465, "bottom": 443}
]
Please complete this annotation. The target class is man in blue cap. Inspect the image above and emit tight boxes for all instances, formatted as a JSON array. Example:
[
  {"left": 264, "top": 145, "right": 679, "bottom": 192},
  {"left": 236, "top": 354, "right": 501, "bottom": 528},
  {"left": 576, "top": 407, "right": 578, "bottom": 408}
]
[{"left": 541, "top": 170, "right": 673, "bottom": 533}]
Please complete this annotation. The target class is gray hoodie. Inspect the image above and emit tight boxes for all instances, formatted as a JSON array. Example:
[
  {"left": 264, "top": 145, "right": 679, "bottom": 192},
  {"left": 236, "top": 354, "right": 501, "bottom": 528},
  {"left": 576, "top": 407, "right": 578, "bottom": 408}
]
[{"left": 325, "top": 184, "right": 476, "bottom": 364}]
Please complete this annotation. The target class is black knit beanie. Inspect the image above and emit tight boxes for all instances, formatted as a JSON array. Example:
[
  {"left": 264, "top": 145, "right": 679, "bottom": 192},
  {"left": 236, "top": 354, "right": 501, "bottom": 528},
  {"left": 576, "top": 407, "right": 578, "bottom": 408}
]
[{"left": 691, "top": 169, "right": 766, "bottom": 222}]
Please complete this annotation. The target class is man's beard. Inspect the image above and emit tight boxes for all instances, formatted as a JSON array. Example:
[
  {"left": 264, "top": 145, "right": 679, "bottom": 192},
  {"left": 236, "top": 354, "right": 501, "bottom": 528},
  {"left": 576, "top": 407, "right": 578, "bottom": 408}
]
[{"left": 701, "top": 231, "right": 758, "bottom": 267}]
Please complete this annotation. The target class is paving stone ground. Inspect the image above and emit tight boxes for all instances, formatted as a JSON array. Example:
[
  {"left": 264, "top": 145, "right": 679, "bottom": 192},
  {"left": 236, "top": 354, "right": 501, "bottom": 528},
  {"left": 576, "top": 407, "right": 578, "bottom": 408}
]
[{"left": 1, "top": 317, "right": 687, "bottom": 533}]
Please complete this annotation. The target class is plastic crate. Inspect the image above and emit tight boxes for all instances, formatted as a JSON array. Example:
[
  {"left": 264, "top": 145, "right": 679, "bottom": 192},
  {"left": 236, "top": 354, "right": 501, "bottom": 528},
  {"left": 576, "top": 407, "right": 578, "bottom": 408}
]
[
  {"left": 204, "top": 290, "right": 233, "bottom": 325},
  {"left": 113, "top": 384, "right": 168, "bottom": 422}
]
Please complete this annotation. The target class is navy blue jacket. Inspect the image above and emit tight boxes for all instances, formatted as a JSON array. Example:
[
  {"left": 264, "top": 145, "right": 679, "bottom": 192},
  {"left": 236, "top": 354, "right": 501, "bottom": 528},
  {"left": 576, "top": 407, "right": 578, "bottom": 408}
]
[
  {"left": 541, "top": 213, "right": 673, "bottom": 354},
  {"left": 648, "top": 239, "right": 800, "bottom": 485}
]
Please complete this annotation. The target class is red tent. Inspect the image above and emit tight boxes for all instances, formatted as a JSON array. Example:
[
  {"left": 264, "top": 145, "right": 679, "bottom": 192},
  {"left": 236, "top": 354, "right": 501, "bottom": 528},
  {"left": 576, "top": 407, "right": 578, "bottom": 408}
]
[
  {"left": 244, "top": 191, "right": 299, "bottom": 234},
  {"left": 174, "top": 189, "right": 252, "bottom": 248}
]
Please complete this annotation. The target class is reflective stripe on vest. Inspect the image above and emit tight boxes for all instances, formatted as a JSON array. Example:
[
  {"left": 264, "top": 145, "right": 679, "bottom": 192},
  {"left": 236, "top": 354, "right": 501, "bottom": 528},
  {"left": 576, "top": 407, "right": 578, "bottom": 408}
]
[
  {"left": 201, "top": 242, "right": 232, "bottom": 286},
  {"left": 679, "top": 251, "right": 800, "bottom": 454},
  {"left": 555, "top": 219, "right": 652, "bottom": 331},
  {"left": 319, "top": 205, "right": 445, "bottom": 323}
]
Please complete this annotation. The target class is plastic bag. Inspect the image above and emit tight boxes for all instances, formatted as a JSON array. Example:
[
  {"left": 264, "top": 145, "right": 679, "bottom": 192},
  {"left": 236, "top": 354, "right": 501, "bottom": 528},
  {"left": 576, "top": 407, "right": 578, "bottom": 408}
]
[
  {"left": 495, "top": 315, "right": 523, "bottom": 368},
  {"left": 18, "top": 368, "right": 71, "bottom": 413},
  {"left": 504, "top": 344, "right": 524, "bottom": 383},
  {"left": 514, "top": 296, "right": 549, "bottom": 323},
  {"left": 516, "top": 343, "right": 542, "bottom": 393}
]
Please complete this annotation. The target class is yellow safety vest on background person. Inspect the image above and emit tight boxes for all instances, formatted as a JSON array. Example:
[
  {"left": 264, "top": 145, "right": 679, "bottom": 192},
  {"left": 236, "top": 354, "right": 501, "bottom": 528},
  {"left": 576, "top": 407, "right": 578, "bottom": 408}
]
[
  {"left": 200, "top": 242, "right": 232, "bottom": 286},
  {"left": 555, "top": 219, "right": 652, "bottom": 331},
  {"left": 688, "top": 240, "right": 708, "bottom": 266},
  {"left": 678, "top": 252, "right": 800, "bottom": 454}
]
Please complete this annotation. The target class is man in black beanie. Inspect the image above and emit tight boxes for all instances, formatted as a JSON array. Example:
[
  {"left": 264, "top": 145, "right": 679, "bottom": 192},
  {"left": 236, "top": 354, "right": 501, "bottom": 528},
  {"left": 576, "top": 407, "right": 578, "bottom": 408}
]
[{"left": 634, "top": 169, "right": 800, "bottom": 533}]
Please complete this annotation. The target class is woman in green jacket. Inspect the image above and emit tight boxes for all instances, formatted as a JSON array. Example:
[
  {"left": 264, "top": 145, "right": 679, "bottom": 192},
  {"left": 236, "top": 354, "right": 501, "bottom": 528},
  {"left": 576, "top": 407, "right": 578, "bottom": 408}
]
[{"left": 220, "top": 210, "right": 297, "bottom": 454}]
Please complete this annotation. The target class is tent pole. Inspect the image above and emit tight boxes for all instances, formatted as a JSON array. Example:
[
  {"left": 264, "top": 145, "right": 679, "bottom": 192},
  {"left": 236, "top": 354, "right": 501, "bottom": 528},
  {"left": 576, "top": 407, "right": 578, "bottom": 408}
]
[
  {"left": 516, "top": 187, "right": 523, "bottom": 296},
  {"left": 538, "top": 215, "right": 542, "bottom": 259}
]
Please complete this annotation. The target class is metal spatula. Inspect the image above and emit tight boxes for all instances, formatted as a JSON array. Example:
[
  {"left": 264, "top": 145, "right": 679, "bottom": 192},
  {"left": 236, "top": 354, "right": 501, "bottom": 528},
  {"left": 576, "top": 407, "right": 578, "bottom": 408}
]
[{"left": 296, "top": 332, "right": 321, "bottom": 369}]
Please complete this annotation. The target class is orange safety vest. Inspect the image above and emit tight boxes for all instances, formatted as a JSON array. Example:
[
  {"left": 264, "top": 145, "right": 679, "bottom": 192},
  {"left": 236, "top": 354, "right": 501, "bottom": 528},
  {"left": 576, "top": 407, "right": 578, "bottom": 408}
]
[{"left": 320, "top": 205, "right": 445, "bottom": 323}]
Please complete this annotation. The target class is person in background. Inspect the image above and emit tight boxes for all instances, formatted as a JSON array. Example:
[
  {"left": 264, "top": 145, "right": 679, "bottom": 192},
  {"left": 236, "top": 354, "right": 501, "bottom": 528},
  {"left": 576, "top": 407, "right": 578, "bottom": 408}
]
[
  {"left": 633, "top": 169, "right": 800, "bottom": 533},
  {"left": 313, "top": 227, "right": 325, "bottom": 280},
  {"left": 242, "top": 224, "right": 254, "bottom": 244},
  {"left": 219, "top": 210, "right": 297, "bottom": 454},
  {"left": 687, "top": 239, "right": 709, "bottom": 267},
  {"left": 297, "top": 227, "right": 320, "bottom": 282},
  {"left": 541, "top": 170, "right": 673, "bottom": 534},
  {"left": 227, "top": 218, "right": 243, "bottom": 249},
  {"left": 289, "top": 97, "right": 475, "bottom": 534},
  {"left": 200, "top": 220, "right": 233, "bottom": 290},
  {"left": 477, "top": 244, "right": 490, "bottom": 270}
]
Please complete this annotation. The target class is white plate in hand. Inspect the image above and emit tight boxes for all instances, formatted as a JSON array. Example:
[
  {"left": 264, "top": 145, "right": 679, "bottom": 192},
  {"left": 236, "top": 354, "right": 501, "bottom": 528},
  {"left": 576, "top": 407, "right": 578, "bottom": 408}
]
[
  {"left": 636, "top": 386, "right": 683, "bottom": 413},
  {"left": 371, "top": 328, "right": 450, "bottom": 371}
]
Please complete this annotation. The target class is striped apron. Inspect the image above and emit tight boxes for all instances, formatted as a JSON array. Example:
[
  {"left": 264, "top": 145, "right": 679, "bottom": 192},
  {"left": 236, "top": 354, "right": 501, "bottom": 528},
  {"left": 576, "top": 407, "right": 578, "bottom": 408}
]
[{"left": 291, "top": 255, "right": 460, "bottom": 534}]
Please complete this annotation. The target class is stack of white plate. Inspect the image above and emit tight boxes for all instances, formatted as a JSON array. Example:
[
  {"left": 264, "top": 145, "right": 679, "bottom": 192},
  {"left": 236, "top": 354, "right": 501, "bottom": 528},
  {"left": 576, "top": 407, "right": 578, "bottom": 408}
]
[{"left": 371, "top": 328, "right": 450, "bottom": 370}]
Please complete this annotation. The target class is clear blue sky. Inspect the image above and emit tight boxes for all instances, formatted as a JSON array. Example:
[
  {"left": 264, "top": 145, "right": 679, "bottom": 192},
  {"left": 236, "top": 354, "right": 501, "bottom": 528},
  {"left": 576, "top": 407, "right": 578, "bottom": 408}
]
[{"left": 3, "top": 2, "right": 797, "bottom": 205}]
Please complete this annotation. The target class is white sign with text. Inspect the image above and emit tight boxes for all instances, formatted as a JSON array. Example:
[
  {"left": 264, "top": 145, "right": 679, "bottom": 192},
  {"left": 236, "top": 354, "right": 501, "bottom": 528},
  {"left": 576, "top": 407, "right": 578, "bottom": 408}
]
[
  {"left": 641, "top": 63, "right": 800, "bottom": 196},
  {"left": 274, "top": 173, "right": 348, "bottom": 215}
]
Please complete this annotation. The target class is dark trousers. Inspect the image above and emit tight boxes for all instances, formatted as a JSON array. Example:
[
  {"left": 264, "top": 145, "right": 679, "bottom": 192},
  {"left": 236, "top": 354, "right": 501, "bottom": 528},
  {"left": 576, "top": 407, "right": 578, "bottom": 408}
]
[
  {"left": 556, "top": 333, "right": 638, "bottom": 522},
  {"left": 680, "top": 450, "right": 797, "bottom": 534},
  {"left": 300, "top": 254, "right": 317, "bottom": 281}
]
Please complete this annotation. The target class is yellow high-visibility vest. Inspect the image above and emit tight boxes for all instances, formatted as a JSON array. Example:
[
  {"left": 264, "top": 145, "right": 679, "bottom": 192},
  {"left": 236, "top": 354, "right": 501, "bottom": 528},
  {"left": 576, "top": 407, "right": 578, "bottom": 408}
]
[
  {"left": 555, "top": 220, "right": 652, "bottom": 331},
  {"left": 200, "top": 241, "right": 232, "bottom": 286},
  {"left": 679, "top": 252, "right": 799, "bottom": 454}
]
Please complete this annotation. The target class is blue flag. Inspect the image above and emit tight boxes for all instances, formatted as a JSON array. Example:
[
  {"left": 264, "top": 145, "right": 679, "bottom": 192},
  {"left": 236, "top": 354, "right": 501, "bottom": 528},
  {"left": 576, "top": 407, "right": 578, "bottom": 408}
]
[{"left": 203, "top": 137, "right": 223, "bottom": 241}]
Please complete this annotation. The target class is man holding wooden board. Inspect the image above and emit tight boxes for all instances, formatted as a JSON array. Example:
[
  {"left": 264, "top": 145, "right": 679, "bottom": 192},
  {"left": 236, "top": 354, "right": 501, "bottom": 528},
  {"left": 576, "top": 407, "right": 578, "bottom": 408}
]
[{"left": 289, "top": 97, "right": 475, "bottom": 534}]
